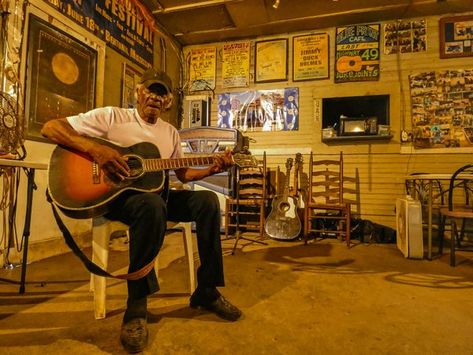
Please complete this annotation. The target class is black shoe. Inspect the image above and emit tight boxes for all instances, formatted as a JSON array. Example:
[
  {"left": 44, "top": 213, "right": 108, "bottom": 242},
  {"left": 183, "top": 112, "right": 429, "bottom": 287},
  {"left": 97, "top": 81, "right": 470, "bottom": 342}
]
[
  {"left": 190, "top": 294, "right": 242, "bottom": 321},
  {"left": 120, "top": 317, "right": 148, "bottom": 353}
]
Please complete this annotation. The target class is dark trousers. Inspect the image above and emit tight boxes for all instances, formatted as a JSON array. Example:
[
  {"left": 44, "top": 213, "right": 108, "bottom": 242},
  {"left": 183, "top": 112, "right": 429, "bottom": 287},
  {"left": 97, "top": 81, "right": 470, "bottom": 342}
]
[{"left": 105, "top": 189, "right": 225, "bottom": 300}]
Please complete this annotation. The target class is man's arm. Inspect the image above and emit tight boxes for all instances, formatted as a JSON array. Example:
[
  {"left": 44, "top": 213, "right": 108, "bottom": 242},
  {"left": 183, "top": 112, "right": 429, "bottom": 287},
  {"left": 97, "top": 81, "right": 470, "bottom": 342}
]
[
  {"left": 174, "top": 149, "right": 233, "bottom": 183},
  {"left": 41, "top": 118, "right": 129, "bottom": 179}
]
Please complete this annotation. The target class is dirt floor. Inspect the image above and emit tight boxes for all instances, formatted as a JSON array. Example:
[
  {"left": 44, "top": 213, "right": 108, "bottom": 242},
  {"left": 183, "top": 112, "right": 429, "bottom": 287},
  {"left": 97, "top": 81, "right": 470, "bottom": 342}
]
[{"left": 0, "top": 233, "right": 472, "bottom": 354}]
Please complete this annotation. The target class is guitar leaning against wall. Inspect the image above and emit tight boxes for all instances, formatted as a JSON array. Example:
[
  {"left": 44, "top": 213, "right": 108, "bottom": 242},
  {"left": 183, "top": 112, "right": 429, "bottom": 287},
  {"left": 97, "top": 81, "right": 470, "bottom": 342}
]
[{"left": 265, "top": 157, "right": 302, "bottom": 240}]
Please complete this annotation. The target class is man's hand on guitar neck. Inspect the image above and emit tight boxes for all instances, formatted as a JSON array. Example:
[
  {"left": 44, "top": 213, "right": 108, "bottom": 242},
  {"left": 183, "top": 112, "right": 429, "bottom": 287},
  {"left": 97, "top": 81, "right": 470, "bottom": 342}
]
[
  {"left": 88, "top": 143, "right": 130, "bottom": 180},
  {"left": 209, "top": 149, "right": 234, "bottom": 175}
]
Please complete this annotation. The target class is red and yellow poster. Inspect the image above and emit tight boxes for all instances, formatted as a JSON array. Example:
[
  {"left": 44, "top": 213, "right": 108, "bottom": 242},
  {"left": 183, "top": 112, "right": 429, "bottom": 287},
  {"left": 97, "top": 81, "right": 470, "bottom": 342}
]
[
  {"left": 293, "top": 33, "right": 329, "bottom": 81},
  {"left": 222, "top": 42, "right": 250, "bottom": 88}
]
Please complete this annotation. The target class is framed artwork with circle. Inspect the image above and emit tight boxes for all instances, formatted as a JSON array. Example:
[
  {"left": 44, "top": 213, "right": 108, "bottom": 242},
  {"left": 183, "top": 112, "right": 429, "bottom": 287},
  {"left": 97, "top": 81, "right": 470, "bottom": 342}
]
[{"left": 25, "top": 14, "right": 97, "bottom": 142}]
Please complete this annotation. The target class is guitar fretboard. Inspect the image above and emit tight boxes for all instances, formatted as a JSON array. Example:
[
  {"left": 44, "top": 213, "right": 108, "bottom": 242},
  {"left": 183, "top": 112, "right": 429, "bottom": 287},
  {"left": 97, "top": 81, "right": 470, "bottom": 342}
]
[{"left": 143, "top": 156, "right": 215, "bottom": 171}]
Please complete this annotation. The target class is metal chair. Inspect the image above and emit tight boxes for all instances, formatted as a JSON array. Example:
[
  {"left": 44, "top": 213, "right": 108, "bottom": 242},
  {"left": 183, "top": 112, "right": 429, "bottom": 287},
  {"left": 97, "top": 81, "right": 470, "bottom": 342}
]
[
  {"left": 439, "top": 164, "right": 473, "bottom": 266},
  {"left": 303, "top": 151, "right": 351, "bottom": 247}
]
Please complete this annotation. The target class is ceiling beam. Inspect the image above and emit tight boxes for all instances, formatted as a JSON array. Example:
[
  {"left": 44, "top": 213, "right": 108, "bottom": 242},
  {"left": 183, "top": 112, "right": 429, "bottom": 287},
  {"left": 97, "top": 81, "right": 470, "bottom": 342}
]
[{"left": 152, "top": 0, "right": 245, "bottom": 14}]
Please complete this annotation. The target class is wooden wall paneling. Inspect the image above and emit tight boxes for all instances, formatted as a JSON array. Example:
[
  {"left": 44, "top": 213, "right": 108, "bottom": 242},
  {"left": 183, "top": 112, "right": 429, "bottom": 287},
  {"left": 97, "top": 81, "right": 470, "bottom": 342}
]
[{"left": 182, "top": 12, "right": 473, "bottom": 228}]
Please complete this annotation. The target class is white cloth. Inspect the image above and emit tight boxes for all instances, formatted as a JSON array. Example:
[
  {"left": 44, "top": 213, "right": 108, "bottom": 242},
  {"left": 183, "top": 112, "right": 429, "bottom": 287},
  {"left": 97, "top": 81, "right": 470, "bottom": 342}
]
[{"left": 67, "top": 107, "right": 182, "bottom": 159}]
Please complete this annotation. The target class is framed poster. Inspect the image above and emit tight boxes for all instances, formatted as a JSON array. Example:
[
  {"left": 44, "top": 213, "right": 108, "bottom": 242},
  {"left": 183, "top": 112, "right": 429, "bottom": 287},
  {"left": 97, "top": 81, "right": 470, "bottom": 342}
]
[
  {"left": 189, "top": 46, "right": 217, "bottom": 91},
  {"left": 221, "top": 41, "right": 251, "bottom": 88},
  {"left": 122, "top": 63, "right": 142, "bottom": 108},
  {"left": 439, "top": 15, "right": 473, "bottom": 59},
  {"left": 255, "top": 39, "right": 288, "bottom": 83},
  {"left": 25, "top": 15, "right": 97, "bottom": 142},
  {"left": 335, "top": 23, "right": 380, "bottom": 83},
  {"left": 293, "top": 33, "right": 329, "bottom": 81}
]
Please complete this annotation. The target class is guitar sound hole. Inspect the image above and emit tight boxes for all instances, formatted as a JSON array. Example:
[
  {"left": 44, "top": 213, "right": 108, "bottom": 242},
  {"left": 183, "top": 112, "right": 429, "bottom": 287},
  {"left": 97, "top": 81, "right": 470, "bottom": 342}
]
[
  {"left": 279, "top": 202, "right": 290, "bottom": 213},
  {"left": 127, "top": 157, "right": 143, "bottom": 178}
]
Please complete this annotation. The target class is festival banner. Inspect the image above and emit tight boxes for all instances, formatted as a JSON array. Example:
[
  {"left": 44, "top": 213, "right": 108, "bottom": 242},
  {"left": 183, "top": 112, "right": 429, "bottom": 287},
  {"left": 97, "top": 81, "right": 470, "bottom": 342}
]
[
  {"left": 189, "top": 46, "right": 217, "bottom": 91},
  {"left": 293, "top": 33, "right": 329, "bottom": 81},
  {"left": 335, "top": 23, "right": 380, "bottom": 83},
  {"left": 221, "top": 42, "right": 250, "bottom": 88},
  {"left": 41, "top": 0, "right": 155, "bottom": 68}
]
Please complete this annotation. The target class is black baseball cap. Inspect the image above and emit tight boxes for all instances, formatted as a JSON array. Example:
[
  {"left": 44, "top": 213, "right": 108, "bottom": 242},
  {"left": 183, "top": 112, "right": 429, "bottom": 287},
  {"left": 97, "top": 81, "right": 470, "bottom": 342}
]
[{"left": 140, "top": 68, "right": 172, "bottom": 94}]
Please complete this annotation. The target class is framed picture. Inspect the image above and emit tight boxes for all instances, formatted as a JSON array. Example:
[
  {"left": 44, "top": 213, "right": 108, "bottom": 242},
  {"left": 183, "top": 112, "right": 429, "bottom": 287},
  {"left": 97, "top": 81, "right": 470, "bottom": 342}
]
[
  {"left": 25, "top": 15, "right": 97, "bottom": 142},
  {"left": 439, "top": 15, "right": 473, "bottom": 59},
  {"left": 293, "top": 33, "right": 329, "bottom": 81},
  {"left": 255, "top": 39, "right": 288, "bottom": 83},
  {"left": 122, "top": 63, "right": 142, "bottom": 108}
]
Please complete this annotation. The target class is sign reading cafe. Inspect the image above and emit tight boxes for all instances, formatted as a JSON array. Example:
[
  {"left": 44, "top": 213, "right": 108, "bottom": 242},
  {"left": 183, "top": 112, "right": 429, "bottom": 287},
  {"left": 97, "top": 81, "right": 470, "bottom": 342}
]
[{"left": 42, "top": 0, "right": 155, "bottom": 68}]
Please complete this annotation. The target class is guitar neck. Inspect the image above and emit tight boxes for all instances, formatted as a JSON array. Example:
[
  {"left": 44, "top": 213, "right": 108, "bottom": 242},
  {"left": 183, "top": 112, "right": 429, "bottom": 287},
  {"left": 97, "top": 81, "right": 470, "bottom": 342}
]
[{"left": 144, "top": 156, "right": 215, "bottom": 171}]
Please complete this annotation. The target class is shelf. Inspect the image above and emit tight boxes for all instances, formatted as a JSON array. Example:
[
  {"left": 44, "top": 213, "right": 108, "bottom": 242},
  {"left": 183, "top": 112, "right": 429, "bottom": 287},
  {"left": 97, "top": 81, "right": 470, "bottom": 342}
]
[{"left": 322, "top": 135, "right": 393, "bottom": 143}]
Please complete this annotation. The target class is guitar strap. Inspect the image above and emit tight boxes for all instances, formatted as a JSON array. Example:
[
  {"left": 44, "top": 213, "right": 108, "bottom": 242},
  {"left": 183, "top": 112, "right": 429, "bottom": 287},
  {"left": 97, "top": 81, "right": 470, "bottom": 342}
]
[{"left": 46, "top": 189, "right": 156, "bottom": 280}]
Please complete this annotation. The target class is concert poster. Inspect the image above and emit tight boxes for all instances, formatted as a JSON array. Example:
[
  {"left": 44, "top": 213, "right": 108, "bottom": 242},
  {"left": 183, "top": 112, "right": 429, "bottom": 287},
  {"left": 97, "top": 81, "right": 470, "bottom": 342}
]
[
  {"left": 293, "top": 33, "right": 329, "bottom": 81},
  {"left": 189, "top": 46, "right": 217, "bottom": 91},
  {"left": 25, "top": 15, "right": 97, "bottom": 142},
  {"left": 221, "top": 41, "right": 251, "bottom": 88},
  {"left": 334, "top": 23, "right": 380, "bottom": 83}
]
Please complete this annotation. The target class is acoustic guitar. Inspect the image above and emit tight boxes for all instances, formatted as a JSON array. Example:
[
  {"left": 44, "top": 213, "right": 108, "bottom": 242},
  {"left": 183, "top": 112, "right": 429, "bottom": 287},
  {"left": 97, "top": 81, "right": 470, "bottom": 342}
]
[
  {"left": 265, "top": 157, "right": 302, "bottom": 240},
  {"left": 293, "top": 153, "right": 306, "bottom": 239},
  {"left": 48, "top": 137, "right": 256, "bottom": 219},
  {"left": 336, "top": 56, "right": 378, "bottom": 74}
]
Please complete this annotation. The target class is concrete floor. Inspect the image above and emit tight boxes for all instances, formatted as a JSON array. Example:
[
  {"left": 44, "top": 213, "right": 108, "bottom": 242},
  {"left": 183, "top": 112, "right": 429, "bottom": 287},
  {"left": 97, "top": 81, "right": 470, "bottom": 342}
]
[{"left": 0, "top": 233, "right": 472, "bottom": 355}]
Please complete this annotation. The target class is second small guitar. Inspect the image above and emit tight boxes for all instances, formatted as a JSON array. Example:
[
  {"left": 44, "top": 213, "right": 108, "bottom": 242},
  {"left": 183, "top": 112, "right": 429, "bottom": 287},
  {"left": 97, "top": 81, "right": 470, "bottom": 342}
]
[{"left": 265, "top": 158, "right": 301, "bottom": 241}]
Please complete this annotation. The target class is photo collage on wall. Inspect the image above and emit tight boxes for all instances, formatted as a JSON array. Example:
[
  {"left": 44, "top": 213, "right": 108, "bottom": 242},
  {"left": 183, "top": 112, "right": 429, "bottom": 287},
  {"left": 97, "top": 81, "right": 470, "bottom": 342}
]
[
  {"left": 384, "top": 19, "right": 426, "bottom": 54},
  {"left": 409, "top": 69, "right": 473, "bottom": 148},
  {"left": 217, "top": 88, "right": 299, "bottom": 132}
]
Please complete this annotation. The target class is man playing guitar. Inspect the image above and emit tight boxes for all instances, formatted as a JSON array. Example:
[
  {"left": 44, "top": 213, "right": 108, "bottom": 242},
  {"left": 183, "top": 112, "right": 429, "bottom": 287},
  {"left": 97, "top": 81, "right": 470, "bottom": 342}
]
[{"left": 42, "top": 68, "right": 242, "bottom": 353}]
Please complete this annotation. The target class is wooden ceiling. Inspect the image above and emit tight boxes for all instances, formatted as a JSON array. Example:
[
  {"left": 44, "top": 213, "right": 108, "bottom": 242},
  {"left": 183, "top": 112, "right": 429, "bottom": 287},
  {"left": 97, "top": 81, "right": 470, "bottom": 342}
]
[{"left": 141, "top": 0, "right": 473, "bottom": 46}]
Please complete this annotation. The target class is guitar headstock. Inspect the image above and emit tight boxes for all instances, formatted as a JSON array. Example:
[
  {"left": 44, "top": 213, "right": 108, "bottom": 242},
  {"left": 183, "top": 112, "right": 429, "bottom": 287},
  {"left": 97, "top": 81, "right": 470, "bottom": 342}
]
[
  {"left": 285, "top": 157, "right": 293, "bottom": 172},
  {"left": 295, "top": 153, "right": 303, "bottom": 171},
  {"left": 233, "top": 153, "right": 259, "bottom": 168}
]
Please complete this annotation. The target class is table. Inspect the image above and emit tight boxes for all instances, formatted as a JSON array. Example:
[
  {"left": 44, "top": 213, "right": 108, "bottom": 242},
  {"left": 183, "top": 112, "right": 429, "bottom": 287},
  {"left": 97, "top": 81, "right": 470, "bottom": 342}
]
[
  {"left": 405, "top": 173, "right": 473, "bottom": 260},
  {"left": 0, "top": 158, "right": 48, "bottom": 293}
]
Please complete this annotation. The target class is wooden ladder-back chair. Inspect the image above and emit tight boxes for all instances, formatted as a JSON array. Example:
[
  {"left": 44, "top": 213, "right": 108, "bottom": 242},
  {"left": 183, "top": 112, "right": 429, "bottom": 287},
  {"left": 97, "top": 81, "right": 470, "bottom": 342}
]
[
  {"left": 439, "top": 164, "right": 473, "bottom": 266},
  {"left": 304, "top": 151, "right": 351, "bottom": 247},
  {"left": 225, "top": 152, "right": 268, "bottom": 254}
]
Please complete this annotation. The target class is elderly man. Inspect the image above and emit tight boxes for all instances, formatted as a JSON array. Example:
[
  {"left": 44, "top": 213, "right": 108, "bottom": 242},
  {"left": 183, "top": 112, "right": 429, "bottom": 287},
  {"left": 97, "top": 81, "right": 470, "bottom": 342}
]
[{"left": 42, "top": 68, "right": 242, "bottom": 353}]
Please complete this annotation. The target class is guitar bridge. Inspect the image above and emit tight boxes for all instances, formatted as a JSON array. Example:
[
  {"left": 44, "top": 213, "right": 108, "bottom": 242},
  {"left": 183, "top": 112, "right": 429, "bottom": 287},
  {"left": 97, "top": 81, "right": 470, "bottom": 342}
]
[{"left": 92, "top": 162, "right": 101, "bottom": 184}]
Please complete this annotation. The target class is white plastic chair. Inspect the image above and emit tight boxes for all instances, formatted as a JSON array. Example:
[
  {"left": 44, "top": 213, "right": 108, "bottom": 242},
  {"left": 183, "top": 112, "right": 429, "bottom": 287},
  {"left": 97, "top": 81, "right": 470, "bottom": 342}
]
[{"left": 90, "top": 216, "right": 195, "bottom": 319}]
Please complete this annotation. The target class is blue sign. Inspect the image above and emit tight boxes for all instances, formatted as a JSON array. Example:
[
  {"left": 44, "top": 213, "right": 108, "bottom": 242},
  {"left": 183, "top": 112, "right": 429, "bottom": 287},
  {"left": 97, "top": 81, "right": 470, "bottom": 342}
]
[{"left": 42, "top": 0, "right": 154, "bottom": 68}]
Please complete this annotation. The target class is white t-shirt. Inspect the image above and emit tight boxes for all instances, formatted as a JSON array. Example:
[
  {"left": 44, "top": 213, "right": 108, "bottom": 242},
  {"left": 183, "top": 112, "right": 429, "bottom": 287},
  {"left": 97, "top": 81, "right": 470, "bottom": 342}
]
[{"left": 67, "top": 107, "right": 182, "bottom": 159}]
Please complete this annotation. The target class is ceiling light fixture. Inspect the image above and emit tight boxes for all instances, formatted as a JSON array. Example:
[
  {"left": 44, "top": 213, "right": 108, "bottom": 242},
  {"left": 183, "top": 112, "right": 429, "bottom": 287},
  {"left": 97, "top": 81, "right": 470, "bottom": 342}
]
[{"left": 272, "top": 0, "right": 280, "bottom": 9}]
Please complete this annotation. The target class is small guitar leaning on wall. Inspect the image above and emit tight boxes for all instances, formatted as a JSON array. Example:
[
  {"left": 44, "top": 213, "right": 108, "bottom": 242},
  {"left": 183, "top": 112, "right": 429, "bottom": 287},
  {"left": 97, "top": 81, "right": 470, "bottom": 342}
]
[
  {"left": 48, "top": 137, "right": 257, "bottom": 219},
  {"left": 265, "top": 157, "right": 302, "bottom": 240}
]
